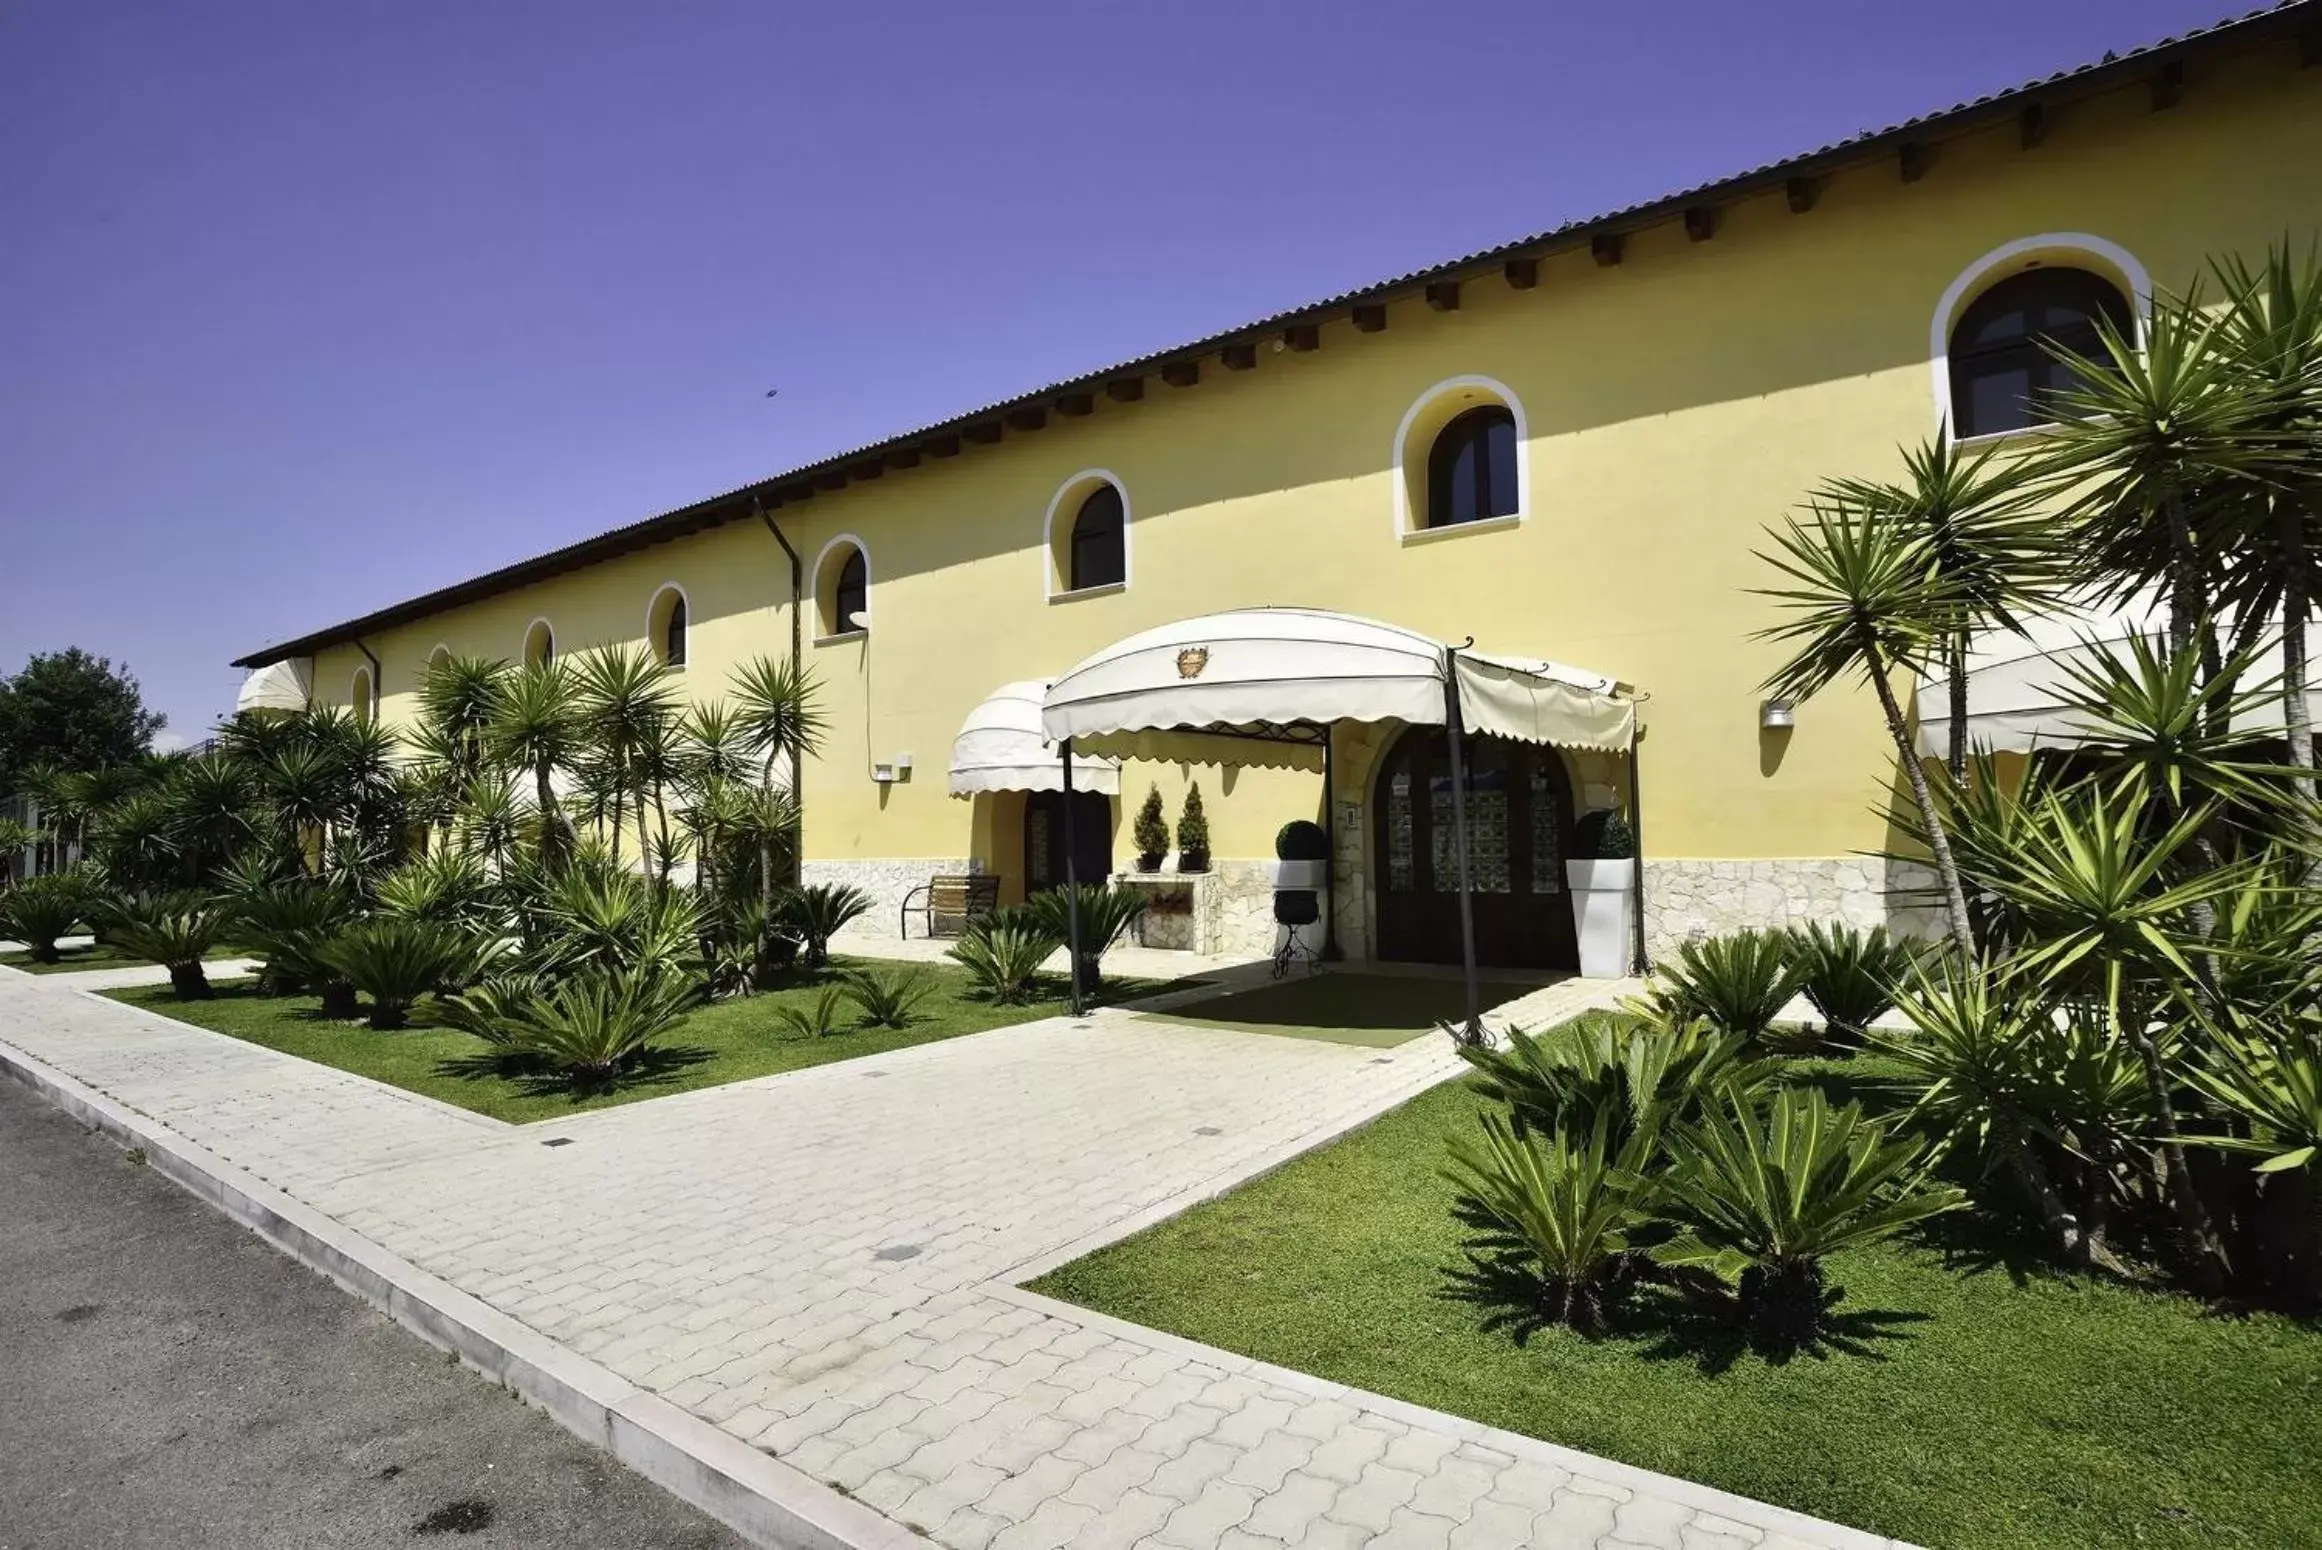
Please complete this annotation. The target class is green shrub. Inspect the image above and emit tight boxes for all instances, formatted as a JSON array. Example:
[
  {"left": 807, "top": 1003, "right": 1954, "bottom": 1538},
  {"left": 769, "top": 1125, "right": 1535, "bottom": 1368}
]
[
  {"left": 1571, "top": 809, "right": 1636, "bottom": 861},
  {"left": 0, "top": 874, "right": 85, "bottom": 963},
  {"left": 319, "top": 918, "right": 489, "bottom": 1030},
  {"left": 230, "top": 881, "right": 361, "bottom": 1011},
  {"left": 1175, "top": 783, "right": 1210, "bottom": 873},
  {"left": 781, "top": 882, "right": 872, "bottom": 968},
  {"left": 1133, "top": 786, "right": 1169, "bottom": 870},
  {"left": 1274, "top": 820, "right": 1330, "bottom": 861},
  {"left": 1444, "top": 1105, "right": 1665, "bottom": 1333},
  {"left": 1788, "top": 922, "right": 1922, "bottom": 1047},
  {"left": 376, "top": 848, "right": 500, "bottom": 930},
  {"left": 531, "top": 863, "right": 699, "bottom": 979},
  {"left": 1656, "top": 1084, "right": 1964, "bottom": 1349},
  {"left": 108, "top": 891, "right": 231, "bottom": 999},
  {"left": 769, "top": 984, "right": 847, "bottom": 1040},
  {"left": 462, "top": 964, "right": 698, "bottom": 1090},
  {"left": 948, "top": 916, "right": 1062, "bottom": 1003},
  {"left": 1024, "top": 885, "right": 1149, "bottom": 990},
  {"left": 839, "top": 964, "right": 940, "bottom": 1029},
  {"left": 1460, "top": 1009, "right": 1764, "bottom": 1144},
  {"left": 1647, "top": 930, "right": 1805, "bottom": 1045}
]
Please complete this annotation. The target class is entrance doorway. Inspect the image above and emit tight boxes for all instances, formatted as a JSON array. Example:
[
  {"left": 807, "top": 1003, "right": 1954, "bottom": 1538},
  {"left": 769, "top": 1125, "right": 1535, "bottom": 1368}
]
[
  {"left": 1024, "top": 790, "right": 1113, "bottom": 893},
  {"left": 1371, "top": 726, "right": 1578, "bottom": 970}
]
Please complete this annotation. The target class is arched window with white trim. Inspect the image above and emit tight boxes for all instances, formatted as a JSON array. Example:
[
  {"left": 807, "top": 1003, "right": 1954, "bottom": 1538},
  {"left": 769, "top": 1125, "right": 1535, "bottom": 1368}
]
[
  {"left": 648, "top": 586, "right": 689, "bottom": 668},
  {"left": 1068, "top": 486, "right": 1126, "bottom": 590},
  {"left": 1392, "top": 376, "right": 1530, "bottom": 540},
  {"left": 1948, "top": 268, "right": 2133, "bottom": 438},
  {"left": 814, "top": 537, "right": 871, "bottom": 637},
  {"left": 1426, "top": 406, "right": 1519, "bottom": 528},
  {"left": 350, "top": 665, "right": 376, "bottom": 723},
  {"left": 523, "top": 619, "right": 555, "bottom": 667}
]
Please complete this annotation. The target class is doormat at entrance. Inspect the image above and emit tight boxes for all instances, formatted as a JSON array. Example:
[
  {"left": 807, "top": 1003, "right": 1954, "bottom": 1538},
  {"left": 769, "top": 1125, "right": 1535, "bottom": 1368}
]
[{"left": 1127, "top": 973, "right": 1536, "bottom": 1049}]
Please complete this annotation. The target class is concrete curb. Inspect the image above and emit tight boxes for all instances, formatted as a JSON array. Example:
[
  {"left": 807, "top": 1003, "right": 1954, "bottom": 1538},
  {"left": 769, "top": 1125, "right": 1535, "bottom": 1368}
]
[{"left": 0, "top": 1036, "right": 920, "bottom": 1550}]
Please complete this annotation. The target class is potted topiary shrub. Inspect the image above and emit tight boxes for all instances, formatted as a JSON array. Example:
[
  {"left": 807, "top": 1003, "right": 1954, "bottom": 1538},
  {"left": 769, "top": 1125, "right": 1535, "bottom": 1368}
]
[
  {"left": 1564, "top": 808, "right": 1636, "bottom": 979},
  {"left": 1133, "top": 785, "right": 1168, "bottom": 873},
  {"left": 1175, "top": 783, "right": 1210, "bottom": 874},
  {"left": 1272, "top": 819, "right": 1329, "bottom": 891}
]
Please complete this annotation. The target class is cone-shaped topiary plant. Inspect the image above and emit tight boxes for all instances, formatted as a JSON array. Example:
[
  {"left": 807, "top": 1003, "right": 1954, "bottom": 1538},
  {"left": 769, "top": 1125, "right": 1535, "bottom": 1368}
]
[
  {"left": 1132, "top": 786, "right": 1168, "bottom": 872},
  {"left": 1175, "top": 783, "right": 1210, "bottom": 873}
]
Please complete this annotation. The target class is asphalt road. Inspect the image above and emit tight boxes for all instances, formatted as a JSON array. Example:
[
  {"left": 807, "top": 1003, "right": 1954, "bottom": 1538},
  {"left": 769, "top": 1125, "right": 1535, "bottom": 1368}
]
[{"left": 0, "top": 1075, "right": 746, "bottom": 1550}]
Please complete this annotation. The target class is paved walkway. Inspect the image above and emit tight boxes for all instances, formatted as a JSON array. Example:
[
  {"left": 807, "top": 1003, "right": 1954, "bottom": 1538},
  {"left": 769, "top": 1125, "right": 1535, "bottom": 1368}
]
[{"left": 0, "top": 965, "right": 1909, "bottom": 1550}]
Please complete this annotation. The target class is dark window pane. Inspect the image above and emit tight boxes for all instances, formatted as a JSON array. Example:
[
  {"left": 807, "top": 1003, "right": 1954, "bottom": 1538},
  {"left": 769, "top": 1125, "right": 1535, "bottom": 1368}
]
[
  {"left": 663, "top": 596, "right": 687, "bottom": 666},
  {"left": 1949, "top": 268, "right": 2131, "bottom": 437},
  {"left": 1426, "top": 406, "right": 1518, "bottom": 527},
  {"left": 833, "top": 549, "right": 867, "bottom": 633},
  {"left": 1069, "top": 486, "right": 1125, "bottom": 590}
]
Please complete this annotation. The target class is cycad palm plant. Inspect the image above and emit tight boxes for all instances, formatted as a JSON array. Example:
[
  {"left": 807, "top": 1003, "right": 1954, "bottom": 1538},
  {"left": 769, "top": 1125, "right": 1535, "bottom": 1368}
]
[
  {"left": 783, "top": 881, "right": 872, "bottom": 969},
  {"left": 1022, "top": 885, "right": 1149, "bottom": 992},
  {"left": 947, "top": 915, "right": 1064, "bottom": 1003},
  {"left": 1657, "top": 1084, "right": 1964, "bottom": 1348},
  {"left": 318, "top": 918, "right": 489, "bottom": 1030},
  {"left": 1754, "top": 497, "right": 1977, "bottom": 955},
  {"left": 108, "top": 891, "right": 231, "bottom": 999},
  {"left": 839, "top": 963, "right": 940, "bottom": 1028},
  {"left": 0, "top": 873, "right": 84, "bottom": 962},
  {"left": 458, "top": 964, "right": 698, "bottom": 1090},
  {"left": 1459, "top": 1009, "right": 1760, "bottom": 1143},
  {"left": 1644, "top": 930, "right": 1806, "bottom": 1047},
  {"left": 229, "top": 881, "right": 362, "bottom": 1012},
  {"left": 375, "top": 847, "right": 501, "bottom": 931},
  {"left": 1790, "top": 923, "right": 1922, "bottom": 1046}
]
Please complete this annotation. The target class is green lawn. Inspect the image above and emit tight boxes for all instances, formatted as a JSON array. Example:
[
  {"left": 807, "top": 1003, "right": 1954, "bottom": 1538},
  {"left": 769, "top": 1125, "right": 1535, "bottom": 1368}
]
[
  {"left": 106, "top": 960, "right": 1180, "bottom": 1124},
  {"left": 1, "top": 943, "right": 240, "bottom": 975},
  {"left": 1032, "top": 1072, "right": 2322, "bottom": 1550}
]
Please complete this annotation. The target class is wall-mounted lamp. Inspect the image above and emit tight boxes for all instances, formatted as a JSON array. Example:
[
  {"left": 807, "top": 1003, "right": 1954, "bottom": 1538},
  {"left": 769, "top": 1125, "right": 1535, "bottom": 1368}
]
[
  {"left": 1760, "top": 698, "right": 1797, "bottom": 730},
  {"left": 872, "top": 762, "right": 897, "bottom": 784}
]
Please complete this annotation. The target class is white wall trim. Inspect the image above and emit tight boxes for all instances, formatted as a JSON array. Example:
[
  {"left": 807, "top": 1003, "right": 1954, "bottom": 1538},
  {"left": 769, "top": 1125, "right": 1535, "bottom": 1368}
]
[
  {"left": 521, "top": 616, "right": 556, "bottom": 666},
  {"left": 644, "top": 581, "right": 691, "bottom": 670},
  {"left": 1390, "top": 374, "right": 1530, "bottom": 540},
  {"left": 1928, "top": 232, "right": 2153, "bottom": 435},
  {"left": 811, "top": 533, "right": 872, "bottom": 633},
  {"left": 349, "top": 663, "right": 375, "bottom": 720},
  {"left": 1040, "top": 469, "right": 1133, "bottom": 601}
]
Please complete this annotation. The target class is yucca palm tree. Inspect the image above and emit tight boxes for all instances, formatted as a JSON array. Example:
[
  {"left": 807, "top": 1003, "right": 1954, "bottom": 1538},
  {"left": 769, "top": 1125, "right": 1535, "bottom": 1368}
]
[
  {"left": 729, "top": 655, "right": 827, "bottom": 908},
  {"left": 0, "top": 815, "right": 36, "bottom": 884},
  {"left": 165, "top": 755, "right": 256, "bottom": 881},
  {"left": 489, "top": 660, "right": 581, "bottom": 867},
  {"left": 570, "top": 644, "right": 679, "bottom": 864},
  {"left": 418, "top": 654, "right": 510, "bottom": 779},
  {"left": 1755, "top": 497, "right": 1977, "bottom": 956},
  {"left": 2034, "top": 287, "right": 2288, "bottom": 663},
  {"left": 2211, "top": 245, "right": 2322, "bottom": 811},
  {"left": 1822, "top": 432, "right": 2055, "bottom": 782}
]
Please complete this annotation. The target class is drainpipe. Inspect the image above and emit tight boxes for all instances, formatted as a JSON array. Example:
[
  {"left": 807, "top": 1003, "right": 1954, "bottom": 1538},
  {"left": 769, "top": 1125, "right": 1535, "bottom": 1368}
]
[
  {"left": 755, "top": 500, "right": 807, "bottom": 885},
  {"left": 1626, "top": 716, "right": 1648, "bottom": 976}
]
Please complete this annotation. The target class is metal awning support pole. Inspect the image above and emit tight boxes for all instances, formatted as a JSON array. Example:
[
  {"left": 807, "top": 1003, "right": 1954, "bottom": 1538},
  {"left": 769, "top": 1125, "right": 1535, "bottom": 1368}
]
[
  {"left": 1321, "top": 721, "right": 1341, "bottom": 961},
  {"left": 1442, "top": 645, "right": 1482, "bottom": 1043},
  {"left": 1060, "top": 738, "right": 1084, "bottom": 1017},
  {"left": 1626, "top": 719, "right": 1648, "bottom": 976}
]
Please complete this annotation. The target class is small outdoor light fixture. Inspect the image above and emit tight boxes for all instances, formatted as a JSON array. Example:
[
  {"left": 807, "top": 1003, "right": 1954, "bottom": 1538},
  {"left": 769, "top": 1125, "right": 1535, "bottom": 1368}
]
[
  {"left": 1760, "top": 697, "right": 1797, "bottom": 730},
  {"left": 872, "top": 761, "right": 898, "bottom": 784},
  {"left": 894, "top": 752, "right": 913, "bottom": 775}
]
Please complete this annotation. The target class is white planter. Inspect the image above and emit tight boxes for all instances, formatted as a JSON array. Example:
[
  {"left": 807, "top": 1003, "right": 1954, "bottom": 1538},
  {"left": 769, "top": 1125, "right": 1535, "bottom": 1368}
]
[
  {"left": 1565, "top": 858, "right": 1636, "bottom": 979},
  {"left": 1271, "top": 858, "right": 1328, "bottom": 890}
]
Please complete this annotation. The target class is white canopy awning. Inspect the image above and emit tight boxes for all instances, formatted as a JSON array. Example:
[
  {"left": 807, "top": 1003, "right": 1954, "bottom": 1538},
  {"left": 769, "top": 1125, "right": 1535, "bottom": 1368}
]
[
  {"left": 949, "top": 680, "right": 1121, "bottom": 796},
  {"left": 235, "top": 658, "right": 312, "bottom": 716},
  {"left": 1040, "top": 607, "right": 1635, "bottom": 767},
  {"left": 1914, "top": 599, "right": 2322, "bottom": 756}
]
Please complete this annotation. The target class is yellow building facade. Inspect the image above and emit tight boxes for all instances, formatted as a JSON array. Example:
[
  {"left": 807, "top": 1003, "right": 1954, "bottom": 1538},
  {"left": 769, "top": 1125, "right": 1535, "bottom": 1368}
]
[{"left": 240, "top": 15, "right": 2322, "bottom": 967}]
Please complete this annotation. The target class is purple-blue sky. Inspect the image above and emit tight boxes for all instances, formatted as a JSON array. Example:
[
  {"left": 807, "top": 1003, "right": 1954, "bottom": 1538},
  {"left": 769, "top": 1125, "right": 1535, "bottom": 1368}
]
[{"left": 0, "top": 0, "right": 2249, "bottom": 743}]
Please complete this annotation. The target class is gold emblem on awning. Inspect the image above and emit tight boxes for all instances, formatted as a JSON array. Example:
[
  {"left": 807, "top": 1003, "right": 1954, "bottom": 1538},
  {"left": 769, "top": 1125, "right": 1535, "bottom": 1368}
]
[{"left": 1175, "top": 647, "right": 1210, "bottom": 680}]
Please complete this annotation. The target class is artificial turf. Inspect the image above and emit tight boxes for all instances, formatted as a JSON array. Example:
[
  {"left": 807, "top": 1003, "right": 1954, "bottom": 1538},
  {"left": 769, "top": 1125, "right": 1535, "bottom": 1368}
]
[
  {"left": 1128, "top": 971, "right": 1539, "bottom": 1048},
  {"left": 1031, "top": 1073, "right": 2322, "bottom": 1550},
  {"left": 104, "top": 959, "right": 1175, "bottom": 1124}
]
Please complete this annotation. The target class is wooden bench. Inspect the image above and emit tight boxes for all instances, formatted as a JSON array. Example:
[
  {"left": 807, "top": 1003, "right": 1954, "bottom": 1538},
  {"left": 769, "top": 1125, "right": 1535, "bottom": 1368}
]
[{"left": 900, "top": 873, "right": 1002, "bottom": 939}]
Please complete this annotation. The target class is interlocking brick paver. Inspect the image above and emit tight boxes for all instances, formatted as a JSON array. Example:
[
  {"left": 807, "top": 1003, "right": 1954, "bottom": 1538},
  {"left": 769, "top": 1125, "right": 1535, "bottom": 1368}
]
[{"left": 0, "top": 968, "right": 1902, "bottom": 1550}]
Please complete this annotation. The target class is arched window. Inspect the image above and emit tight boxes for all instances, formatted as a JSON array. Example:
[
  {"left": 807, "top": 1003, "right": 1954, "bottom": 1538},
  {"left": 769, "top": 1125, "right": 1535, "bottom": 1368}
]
[
  {"left": 523, "top": 619, "right": 555, "bottom": 667},
  {"left": 1068, "top": 486, "right": 1126, "bottom": 591},
  {"left": 816, "top": 542, "right": 869, "bottom": 637},
  {"left": 648, "top": 587, "right": 688, "bottom": 668},
  {"left": 1426, "top": 406, "right": 1519, "bottom": 528},
  {"left": 1948, "top": 268, "right": 2132, "bottom": 438},
  {"left": 350, "top": 666, "right": 375, "bottom": 724}
]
